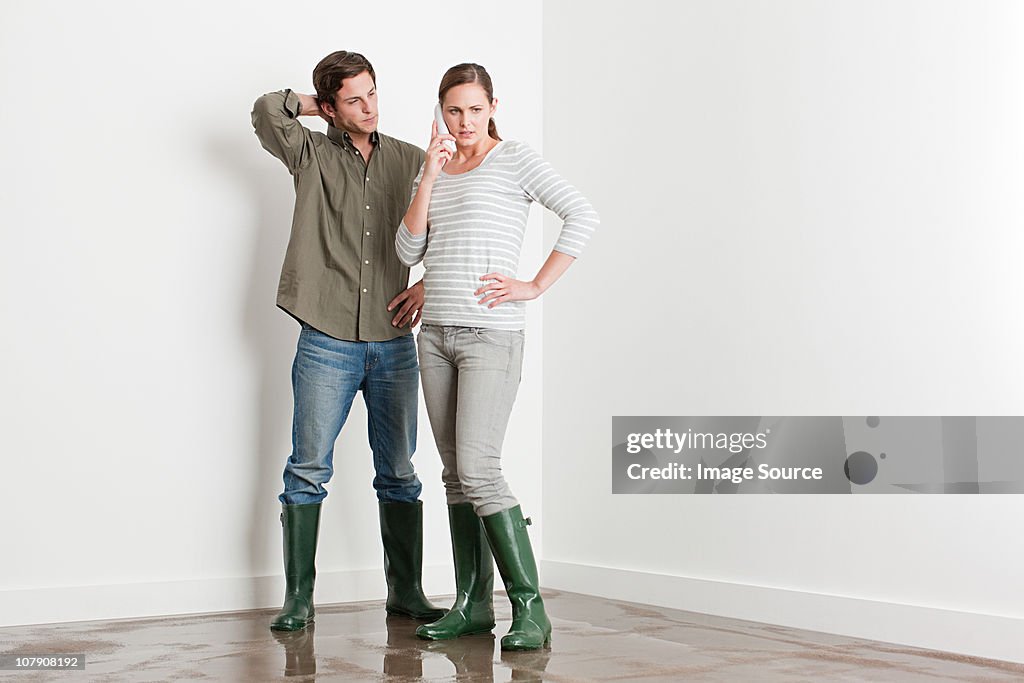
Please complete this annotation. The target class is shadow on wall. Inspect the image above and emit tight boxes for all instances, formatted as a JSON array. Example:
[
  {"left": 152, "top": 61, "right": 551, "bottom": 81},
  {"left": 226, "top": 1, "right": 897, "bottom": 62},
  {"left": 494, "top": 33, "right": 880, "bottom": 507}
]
[{"left": 202, "top": 127, "right": 297, "bottom": 592}]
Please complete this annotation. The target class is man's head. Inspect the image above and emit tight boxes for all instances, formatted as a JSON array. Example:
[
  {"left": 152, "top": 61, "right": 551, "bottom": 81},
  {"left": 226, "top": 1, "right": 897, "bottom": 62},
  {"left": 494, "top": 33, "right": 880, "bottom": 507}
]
[{"left": 313, "top": 51, "right": 378, "bottom": 135}]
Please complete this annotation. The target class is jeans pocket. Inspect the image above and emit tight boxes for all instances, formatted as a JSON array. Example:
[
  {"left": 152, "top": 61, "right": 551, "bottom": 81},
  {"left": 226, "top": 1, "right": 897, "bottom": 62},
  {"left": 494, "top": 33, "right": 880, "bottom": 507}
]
[{"left": 472, "top": 327, "right": 514, "bottom": 348}]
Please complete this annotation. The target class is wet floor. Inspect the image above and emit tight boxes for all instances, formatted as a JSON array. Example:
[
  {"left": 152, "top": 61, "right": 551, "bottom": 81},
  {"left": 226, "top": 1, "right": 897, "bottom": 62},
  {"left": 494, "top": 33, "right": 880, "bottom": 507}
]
[{"left": 1, "top": 589, "right": 1021, "bottom": 681}]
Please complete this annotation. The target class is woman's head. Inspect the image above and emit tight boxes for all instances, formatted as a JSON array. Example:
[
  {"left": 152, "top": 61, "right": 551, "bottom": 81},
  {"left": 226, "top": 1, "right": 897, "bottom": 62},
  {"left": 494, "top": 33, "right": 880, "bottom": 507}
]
[{"left": 438, "top": 63, "right": 501, "bottom": 143}]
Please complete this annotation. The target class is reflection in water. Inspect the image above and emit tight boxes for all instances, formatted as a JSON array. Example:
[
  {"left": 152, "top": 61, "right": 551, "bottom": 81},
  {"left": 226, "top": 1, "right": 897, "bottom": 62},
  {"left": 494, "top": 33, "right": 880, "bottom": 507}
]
[
  {"left": 381, "top": 615, "right": 553, "bottom": 681},
  {"left": 271, "top": 622, "right": 316, "bottom": 677},
  {"left": 270, "top": 612, "right": 554, "bottom": 680},
  {"left": 503, "top": 647, "right": 553, "bottom": 682},
  {"left": 422, "top": 634, "right": 497, "bottom": 682},
  {"left": 383, "top": 613, "right": 425, "bottom": 678}
]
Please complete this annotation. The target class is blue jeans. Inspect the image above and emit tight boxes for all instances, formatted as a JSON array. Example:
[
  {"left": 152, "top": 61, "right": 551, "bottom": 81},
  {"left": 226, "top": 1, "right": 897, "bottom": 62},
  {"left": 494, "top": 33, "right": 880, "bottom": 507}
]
[{"left": 279, "top": 322, "right": 423, "bottom": 505}]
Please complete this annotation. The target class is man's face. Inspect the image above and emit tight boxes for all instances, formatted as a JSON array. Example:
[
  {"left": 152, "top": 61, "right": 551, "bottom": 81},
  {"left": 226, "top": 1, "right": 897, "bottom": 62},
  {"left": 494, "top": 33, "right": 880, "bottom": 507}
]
[{"left": 323, "top": 70, "right": 378, "bottom": 135}]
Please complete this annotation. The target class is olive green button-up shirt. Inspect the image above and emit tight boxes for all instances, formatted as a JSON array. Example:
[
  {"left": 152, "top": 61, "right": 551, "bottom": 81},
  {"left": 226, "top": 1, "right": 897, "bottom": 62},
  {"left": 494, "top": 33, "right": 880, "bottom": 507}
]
[{"left": 251, "top": 89, "right": 425, "bottom": 341}]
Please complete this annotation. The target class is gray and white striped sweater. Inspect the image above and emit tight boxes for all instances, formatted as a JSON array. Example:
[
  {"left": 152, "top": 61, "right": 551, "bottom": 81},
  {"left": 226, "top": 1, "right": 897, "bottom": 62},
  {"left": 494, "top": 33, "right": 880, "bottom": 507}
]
[{"left": 395, "top": 140, "right": 599, "bottom": 330}]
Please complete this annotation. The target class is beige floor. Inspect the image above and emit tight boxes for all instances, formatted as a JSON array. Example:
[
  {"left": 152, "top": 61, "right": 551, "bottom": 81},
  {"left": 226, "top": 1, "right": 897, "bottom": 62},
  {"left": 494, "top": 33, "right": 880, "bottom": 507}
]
[{"left": 1, "top": 589, "right": 1021, "bottom": 682}]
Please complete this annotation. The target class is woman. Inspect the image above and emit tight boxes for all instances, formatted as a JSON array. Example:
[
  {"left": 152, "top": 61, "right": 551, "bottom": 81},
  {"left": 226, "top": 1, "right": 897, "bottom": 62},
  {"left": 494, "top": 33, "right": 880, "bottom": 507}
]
[{"left": 395, "top": 63, "right": 599, "bottom": 651}]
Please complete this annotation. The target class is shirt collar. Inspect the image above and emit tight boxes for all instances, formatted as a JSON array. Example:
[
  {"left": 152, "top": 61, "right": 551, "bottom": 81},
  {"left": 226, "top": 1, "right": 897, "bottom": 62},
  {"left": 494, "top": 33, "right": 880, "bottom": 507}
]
[{"left": 327, "top": 126, "right": 381, "bottom": 150}]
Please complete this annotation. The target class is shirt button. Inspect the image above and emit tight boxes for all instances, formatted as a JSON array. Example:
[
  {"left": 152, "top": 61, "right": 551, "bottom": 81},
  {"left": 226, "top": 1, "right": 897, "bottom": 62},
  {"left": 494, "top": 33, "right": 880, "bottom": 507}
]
[
  {"left": 365, "top": 205, "right": 370, "bottom": 210},
  {"left": 364, "top": 260, "right": 369, "bottom": 264},
  {"left": 366, "top": 231, "right": 371, "bottom": 236},
  {"left": 362, "top": 288, "right": 368, "bottom": 293}
]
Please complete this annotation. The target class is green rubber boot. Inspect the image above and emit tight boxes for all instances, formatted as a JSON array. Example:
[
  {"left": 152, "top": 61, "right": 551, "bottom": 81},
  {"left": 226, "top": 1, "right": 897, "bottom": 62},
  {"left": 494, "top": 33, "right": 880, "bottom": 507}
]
[
  {"left": 379, "top": 500, "right": 446, "bottom": 620},
  {"left": 270, "top": 502, "right": 321, "bottom": 631},
  {"left": 481, "top": 505, "right": 552, "bottom": 651},
  {"left": 416, "top": 503, "right": 496, "bottom": 640}
]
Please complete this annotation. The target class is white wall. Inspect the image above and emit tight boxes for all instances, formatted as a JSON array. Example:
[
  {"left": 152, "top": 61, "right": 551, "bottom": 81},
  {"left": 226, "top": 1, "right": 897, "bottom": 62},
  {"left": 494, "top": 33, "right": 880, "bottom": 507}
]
[
  {"left": 6, "top": 0, "right": 1022, "bottom": 665},
  {"left": 0, "top": 0, "right": 544, "bottom": 625},
  {"left": 541, "top": 0, "right": 1024, "bottom": 664}
]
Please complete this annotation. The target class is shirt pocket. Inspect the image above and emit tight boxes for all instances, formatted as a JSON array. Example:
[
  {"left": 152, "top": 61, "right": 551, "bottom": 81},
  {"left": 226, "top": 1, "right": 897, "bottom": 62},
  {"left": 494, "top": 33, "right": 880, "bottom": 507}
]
[{"left": 382, "top": 179, "right": 407, "bottom": 233}]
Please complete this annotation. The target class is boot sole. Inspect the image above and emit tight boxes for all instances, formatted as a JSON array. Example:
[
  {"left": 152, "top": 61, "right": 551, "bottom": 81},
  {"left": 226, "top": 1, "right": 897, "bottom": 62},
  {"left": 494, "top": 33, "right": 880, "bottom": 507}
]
[
  {"left": 501, "top": 634, "right": 552, "bottom": 651},
  {"left": 385, "top": 607, "right": 447, "bottom": 620},
  {"left": 269, "top": 616, "right": 315, "bottom": 631},
  {"left": 415, "top": 625, "right": 496, "bottom": 641}
]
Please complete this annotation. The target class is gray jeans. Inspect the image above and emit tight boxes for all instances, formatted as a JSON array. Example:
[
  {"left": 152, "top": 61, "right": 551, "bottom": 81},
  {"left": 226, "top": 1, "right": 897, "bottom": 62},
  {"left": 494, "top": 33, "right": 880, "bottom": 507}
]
[{"left": 417, "top": 324, "right": 525, "bottom": 516}]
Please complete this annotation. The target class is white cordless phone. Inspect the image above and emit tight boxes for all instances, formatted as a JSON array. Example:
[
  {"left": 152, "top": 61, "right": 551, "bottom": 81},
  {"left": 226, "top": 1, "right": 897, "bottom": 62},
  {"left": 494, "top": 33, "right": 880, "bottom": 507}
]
[{"left": 434, "top": 103, "right": 457, "bottom": 152}]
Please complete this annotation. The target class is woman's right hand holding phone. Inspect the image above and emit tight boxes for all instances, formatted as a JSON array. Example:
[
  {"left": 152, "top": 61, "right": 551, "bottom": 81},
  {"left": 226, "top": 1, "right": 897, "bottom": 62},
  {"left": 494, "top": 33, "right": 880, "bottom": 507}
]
[
  {"left": 423, "top": 120, "right": 456, "bottom": 181},
  {"left": 402, "top": 120, "right": 454, "bottom": 236}
]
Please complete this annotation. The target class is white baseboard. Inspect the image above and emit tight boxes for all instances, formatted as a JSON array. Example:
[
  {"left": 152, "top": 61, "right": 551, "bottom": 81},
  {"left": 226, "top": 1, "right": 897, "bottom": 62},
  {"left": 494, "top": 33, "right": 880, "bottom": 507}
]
[
  {"left": 0, "top": 564, "right": 454, "bottom": 628},
  {"left": 540, "top": 560, "right": 1024, "bottom": 665}
]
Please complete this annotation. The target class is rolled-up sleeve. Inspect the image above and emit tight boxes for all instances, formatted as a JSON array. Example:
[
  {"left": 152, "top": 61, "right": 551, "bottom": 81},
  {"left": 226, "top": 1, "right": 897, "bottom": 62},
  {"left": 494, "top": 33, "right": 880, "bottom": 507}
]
[
  {"left": 251, "top": 89, "right": 314, "bottom": 174},
  {"left": 395, "top": 221, "right": 427, "bottom": 266}
]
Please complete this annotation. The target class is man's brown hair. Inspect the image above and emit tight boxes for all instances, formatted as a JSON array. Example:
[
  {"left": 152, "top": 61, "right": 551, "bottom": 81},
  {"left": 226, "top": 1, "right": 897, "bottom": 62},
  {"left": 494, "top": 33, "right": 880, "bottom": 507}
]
[{"left": 313, "top": 51, "right": 376, "bottom": 109}]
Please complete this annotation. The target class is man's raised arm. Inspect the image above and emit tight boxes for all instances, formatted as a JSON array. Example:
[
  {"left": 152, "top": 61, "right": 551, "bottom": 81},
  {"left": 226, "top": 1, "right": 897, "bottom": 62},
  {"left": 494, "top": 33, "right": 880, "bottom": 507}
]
[{"left": 251, "top": 89, "right": 327, "bottom": 174}]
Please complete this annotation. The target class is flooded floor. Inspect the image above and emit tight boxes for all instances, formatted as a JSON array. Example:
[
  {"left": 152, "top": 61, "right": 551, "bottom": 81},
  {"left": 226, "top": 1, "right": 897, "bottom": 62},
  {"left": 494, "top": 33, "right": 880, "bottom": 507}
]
[{"left": 1, "top": 589, "right": 1021, "bottom": 681}]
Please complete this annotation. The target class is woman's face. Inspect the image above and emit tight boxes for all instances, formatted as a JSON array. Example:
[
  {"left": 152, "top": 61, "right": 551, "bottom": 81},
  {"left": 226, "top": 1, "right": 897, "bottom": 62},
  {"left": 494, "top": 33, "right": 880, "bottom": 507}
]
[{"left": 440, "top": 83, "right": 497, "bottom": 147}]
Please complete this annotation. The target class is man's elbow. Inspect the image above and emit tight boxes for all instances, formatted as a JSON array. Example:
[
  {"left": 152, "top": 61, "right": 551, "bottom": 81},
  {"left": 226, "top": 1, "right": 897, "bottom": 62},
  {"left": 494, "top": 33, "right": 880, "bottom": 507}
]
[
  {"left": 251, "top": 91, "right": 287, "bottom": 129},
  {"left": 251, "top": 93, "right": 271, "bottom": 118}
]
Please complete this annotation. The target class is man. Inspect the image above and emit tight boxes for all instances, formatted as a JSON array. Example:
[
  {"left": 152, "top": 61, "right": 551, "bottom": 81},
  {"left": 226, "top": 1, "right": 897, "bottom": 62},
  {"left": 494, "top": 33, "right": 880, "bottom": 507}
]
[{"left": 251, "top": 50, "right": 444, "bottom": 631}]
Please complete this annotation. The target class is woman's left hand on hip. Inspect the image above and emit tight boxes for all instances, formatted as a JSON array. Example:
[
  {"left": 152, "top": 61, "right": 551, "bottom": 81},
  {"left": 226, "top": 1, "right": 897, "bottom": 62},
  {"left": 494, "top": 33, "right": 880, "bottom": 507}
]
[{"left": 475, "top": 273, "right": 541, "bottom": 308}]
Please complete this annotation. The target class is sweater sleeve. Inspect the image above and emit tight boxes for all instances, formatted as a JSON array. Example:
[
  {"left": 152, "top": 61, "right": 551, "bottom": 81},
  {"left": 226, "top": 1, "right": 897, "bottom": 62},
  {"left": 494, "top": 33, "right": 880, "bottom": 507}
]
[
  {"left": 515, "top": 142, "right": 600, "bottom": 258},
  {"left": 395, "top": 163, "right": 428, "bottom": 266}
]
